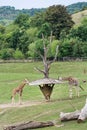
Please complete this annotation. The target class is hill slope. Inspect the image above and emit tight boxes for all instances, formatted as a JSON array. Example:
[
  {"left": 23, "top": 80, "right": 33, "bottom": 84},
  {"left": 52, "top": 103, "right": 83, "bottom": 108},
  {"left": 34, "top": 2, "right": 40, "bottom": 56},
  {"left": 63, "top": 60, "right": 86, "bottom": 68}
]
[
  {"left": 72, "top": 9, "right": 87, "bottom": 25},
  {"left": 0, "top": 2, "right": 87, "bottom": 25},
  {"left": 0, "top": 6, "right": 45, "bottom": 25},
  {"left": 67, "top": 2, "right": 87, "bottom": 14}
]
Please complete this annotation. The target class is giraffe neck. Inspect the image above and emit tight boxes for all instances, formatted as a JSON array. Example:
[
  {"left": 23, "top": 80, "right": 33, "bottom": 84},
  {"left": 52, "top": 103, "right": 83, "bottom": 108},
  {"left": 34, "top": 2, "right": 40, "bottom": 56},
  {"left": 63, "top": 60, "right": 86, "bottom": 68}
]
[
  {"left": 63, "top": 77, "right": 78, "bottom": 86},
  {"left": 19, "top": 82, "right": 26, "bottom": 90}
]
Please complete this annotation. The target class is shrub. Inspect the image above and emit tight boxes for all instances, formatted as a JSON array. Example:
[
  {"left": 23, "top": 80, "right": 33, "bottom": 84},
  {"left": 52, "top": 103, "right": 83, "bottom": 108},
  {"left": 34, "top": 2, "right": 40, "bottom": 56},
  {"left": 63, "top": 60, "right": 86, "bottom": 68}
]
[
  {"left": 0, "top": 48, "right": 14, "bottom": 60},
  {"left": 13, "top": 48, "right": 24, "bottom": 59}
]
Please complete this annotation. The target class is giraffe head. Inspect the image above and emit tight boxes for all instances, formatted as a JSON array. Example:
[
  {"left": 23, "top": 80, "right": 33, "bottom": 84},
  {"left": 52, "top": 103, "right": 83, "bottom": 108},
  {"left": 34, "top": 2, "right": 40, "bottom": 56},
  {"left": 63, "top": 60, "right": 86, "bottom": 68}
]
[{"left": 24, "top": 78, "right": 29, "bottom": 85}]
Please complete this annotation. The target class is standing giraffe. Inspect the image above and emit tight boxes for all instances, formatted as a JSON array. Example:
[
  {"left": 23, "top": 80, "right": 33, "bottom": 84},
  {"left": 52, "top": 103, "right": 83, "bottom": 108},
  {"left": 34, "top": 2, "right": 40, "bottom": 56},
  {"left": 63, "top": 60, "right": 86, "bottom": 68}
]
[
  {"left": 59, "top": 76, "right": 84, "bottom": 98},
  {"left": 11, "top": 79, "right": 29, "bottom": 104}
]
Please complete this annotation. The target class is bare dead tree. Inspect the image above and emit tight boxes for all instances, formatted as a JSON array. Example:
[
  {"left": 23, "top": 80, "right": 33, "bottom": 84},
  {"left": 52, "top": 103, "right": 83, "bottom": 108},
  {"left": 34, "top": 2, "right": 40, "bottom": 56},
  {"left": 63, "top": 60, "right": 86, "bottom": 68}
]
[
  {"left": 34, "top": 32, "right": 59, "bottom": 101},
  {"left": 35, "top": 32, "right": 59, "bottom": 78}
]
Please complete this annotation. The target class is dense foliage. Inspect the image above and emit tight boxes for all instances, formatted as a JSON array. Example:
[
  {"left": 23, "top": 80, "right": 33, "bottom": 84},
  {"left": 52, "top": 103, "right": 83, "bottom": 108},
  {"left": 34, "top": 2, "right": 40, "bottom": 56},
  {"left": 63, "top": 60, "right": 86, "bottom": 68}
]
[
  {"left": 59, "top": 17, "right": 87, "bottom": 59},
  {"left": 45, "top": 5, "right": 74, "bottom": 39},
  {"left": 0, "top": 3, "right": 87, "bottom": 60}
]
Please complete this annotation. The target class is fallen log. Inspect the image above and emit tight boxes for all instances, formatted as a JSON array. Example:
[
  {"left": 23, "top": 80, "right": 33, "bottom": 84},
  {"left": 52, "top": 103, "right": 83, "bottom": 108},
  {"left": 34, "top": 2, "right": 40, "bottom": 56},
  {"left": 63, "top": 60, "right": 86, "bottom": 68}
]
[
  {"left": 60, "top": 110, "right": 81, "bottom": 122},
  {"left": 77, "top": 99, "right": 87, "bottom": 123},
  {"left": 60, "top": 99, "right": 87, "bottom": 123},
  {"left": 4, "top": 121, "right": 54, "bottom": 130}
]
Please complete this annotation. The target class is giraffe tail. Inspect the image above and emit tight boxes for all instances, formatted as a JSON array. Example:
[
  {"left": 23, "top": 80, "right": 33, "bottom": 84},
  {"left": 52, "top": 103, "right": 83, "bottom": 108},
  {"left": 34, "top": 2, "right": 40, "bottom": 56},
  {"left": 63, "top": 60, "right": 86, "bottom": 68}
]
[{"left": 79, "top": 85, "right": 84, "bottom": 91}]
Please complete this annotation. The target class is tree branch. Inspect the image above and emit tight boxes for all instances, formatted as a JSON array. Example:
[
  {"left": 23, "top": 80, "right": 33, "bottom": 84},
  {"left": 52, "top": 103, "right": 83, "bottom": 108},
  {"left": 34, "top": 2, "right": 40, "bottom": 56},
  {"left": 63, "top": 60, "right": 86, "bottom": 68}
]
[
  {"left": 34, "top": 67, "right": 45, "bottom": 75},
  {"left": 48, "top": 45, "right": 59, "bottom": 65}
]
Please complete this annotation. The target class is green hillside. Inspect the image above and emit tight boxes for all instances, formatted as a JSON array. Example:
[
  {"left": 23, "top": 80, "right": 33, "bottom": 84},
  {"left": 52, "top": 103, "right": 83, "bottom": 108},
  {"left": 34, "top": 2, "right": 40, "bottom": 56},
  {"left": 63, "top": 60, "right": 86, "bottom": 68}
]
[
  {"left": 0, "top": 2, "right": 87, "bottom": 25},
  {"left": 0, "top": 6, "right": 45, "bottom": 25},
  {"left": 67, "top": 2, "right": 87, "bottom": 14},
  {"left": 72, "top": 9, "right": 87, "bottom": 26}
]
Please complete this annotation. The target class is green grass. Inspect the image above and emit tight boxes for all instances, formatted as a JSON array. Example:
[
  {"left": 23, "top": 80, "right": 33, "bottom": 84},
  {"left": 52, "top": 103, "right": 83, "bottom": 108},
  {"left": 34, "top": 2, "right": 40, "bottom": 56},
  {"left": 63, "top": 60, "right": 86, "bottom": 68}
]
[{"left": 0, "top": 61, "right": 87, "bottom": 130}]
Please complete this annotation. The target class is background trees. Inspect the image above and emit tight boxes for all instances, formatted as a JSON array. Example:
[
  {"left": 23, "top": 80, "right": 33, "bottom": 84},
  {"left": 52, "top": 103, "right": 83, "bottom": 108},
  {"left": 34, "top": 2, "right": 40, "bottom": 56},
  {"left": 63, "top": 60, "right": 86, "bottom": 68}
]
[
  {"left": 0, "top": 3, "right": 87, "bottom": 60},
  {"left": 44, "top": 5, "right": 74, "bottom": 39},
  {"left": 70, "top": 19, "right": 87, "bottom": 42},
  {"left": 14, "top": 14, "right": 30, "bottom": 28},
  {"left": 58, "top": 17, "right": 87, "bottom": 59}
]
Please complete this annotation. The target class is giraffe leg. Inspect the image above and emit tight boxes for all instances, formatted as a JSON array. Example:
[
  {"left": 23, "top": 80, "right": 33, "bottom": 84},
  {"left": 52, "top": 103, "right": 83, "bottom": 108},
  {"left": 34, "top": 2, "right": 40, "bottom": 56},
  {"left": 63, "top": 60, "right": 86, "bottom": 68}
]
[
  {"left": 12, "top": 97, "right": 15, "bottom": 104},
  {"left": 69, "top": 86, "right": 73, "bottom": 98},
  {"left": 75, "top": 86, "right": 79, "bottom": 97},
  {"left": 19, "top": 95, "right": 22, "bottom": 105},
  {"left": 69, "top": 89, "right": 73, "bottom": 98}
]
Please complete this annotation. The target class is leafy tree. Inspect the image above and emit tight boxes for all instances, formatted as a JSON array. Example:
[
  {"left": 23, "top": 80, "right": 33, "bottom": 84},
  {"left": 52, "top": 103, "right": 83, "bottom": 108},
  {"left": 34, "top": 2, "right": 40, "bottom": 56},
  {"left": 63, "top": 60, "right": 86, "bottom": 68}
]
[
  {"left": 58, "top": 37, "right": 87, "bottom": 58},
  {"left": 29, "top": 39, "right": 45, "bottom": 59},
  {"left": 59, "top": 39, "right": 73, "bottom": 58},
  {"left": 69, "top": 18, "right": 87, "bottom": 42},
  {"left": 45, "top": 5, "right": 74, "bottom": 39},
  {"left": 26, "top": 27, "right": 38, "bottom": 43},
  {"left": 28, "top": 39, "right": 44, "bottom": 59},
  {"left": 72, "top": 39, "right": 84, "bottom": 57},
  {"left": 82, "top": 42, "right": 87, "bottom": 57},
  {"left": 76, "top": 26, "right": 87, "bottom": 41},
  {"left": 5, "top": 27, "right": 30, "bottom": 57},
  {"left": 30, "top": 12, "right": 45, "bottom": 27},
  {"left": 0, "top": 25, "right": 5, "bottom": 34},
  {"left": 9, "top": 28, "right": 22, "bottom": 50},
  {"left": 0, "top": 34, "right": 6, "bottom": 49},
  {"left": 18, "top": 31, "right": 29, "bottom": 56},
  {"left": 14, "top": 14, "right": 30, "bottom": 28},
  {"left": 28, "top": 42, "right": 36, "bottom": 59},
  {"left": 37, "top": 22, "right": 51, "bottom": 38},
  {"left": 28, "top": 35, "right": 59, "bottom": 60}
]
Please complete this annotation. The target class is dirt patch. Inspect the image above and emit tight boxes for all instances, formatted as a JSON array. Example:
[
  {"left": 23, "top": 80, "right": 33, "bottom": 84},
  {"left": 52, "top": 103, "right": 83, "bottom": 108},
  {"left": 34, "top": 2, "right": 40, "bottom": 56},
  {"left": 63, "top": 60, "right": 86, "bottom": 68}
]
[{"left": 0, "top": 100, "right": 44, "bottom": 109}]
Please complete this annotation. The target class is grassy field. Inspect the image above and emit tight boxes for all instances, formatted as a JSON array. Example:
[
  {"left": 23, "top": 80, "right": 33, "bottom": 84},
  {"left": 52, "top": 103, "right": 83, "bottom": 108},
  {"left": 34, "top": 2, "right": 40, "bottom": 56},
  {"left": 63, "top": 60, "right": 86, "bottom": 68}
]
[{"left": 0, "top": 61, "right": 87, "bottom": 130}]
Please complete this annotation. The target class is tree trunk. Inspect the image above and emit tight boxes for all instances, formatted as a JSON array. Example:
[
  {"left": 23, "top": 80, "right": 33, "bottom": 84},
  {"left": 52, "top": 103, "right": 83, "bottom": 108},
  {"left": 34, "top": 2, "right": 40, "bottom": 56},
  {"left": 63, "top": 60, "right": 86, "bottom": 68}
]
[
  {"left": 4, "top": 121, "right": 54, "bottom": 130},
  {"left": 60, "top": 110, "right": 81, "bottom": 122}
]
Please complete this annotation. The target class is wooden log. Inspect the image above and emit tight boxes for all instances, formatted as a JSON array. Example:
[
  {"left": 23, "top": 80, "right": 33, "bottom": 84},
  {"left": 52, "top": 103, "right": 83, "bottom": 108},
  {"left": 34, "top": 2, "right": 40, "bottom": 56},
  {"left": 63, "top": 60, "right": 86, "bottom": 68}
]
[
  {"left": 60, "top": 110, "right": 81, "bottom": 122},
  {"left": 60, "top": 99, "right": 87, "bottom": 123},
  {"left": 4, "top": 121, "right": 54, "bottom": 130},
  {"left": 77, "top": 99, "right": 87, "bottom": 123}
]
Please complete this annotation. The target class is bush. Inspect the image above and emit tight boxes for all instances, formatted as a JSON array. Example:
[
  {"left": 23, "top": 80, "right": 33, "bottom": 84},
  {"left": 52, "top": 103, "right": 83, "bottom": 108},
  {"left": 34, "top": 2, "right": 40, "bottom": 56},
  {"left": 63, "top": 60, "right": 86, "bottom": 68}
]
[
  {"left": 0, "top": 48, "right": 14, "bottom": 60},
  {"left": 13, "top": 48, "right": 24, "bottom": 59}
]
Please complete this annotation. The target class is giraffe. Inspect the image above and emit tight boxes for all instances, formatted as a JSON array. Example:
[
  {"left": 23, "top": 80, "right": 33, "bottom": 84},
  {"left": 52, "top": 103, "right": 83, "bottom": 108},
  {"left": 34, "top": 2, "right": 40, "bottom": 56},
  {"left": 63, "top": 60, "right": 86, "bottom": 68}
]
[
  {"left": 58, "top": 76, "right": 84, "bottom": 98},
  {"left": 11, "top": 79, "right": 29, "bottom": 104}
]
